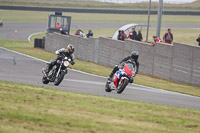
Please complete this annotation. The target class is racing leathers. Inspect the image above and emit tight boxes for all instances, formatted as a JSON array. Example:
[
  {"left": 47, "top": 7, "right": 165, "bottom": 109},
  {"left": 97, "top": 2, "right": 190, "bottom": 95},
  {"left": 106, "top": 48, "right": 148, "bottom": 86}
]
[{"left": 108, "top": 56, "right": 139, "bottom": 83}]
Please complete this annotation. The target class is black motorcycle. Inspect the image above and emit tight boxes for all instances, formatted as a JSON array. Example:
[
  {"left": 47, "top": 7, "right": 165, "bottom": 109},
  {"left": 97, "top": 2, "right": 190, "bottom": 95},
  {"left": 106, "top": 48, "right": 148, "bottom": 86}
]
[{"left": 42, "top": 54, "right": 71, "bottom": 86}]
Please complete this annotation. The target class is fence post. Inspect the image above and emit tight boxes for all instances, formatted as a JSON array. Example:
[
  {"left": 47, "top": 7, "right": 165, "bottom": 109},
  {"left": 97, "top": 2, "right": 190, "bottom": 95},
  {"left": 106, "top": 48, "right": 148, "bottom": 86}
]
[{"left": 94, "top": 39, "right": 99, "bottom": 63}]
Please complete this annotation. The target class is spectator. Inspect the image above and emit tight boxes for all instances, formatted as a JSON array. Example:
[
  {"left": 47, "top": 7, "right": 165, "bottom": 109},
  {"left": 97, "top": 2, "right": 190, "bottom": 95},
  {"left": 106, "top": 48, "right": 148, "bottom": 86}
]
[
  {"left": 196, "top": 34, "right": 200, "bottom": 46},
  {"left": 152, "top": 36, "right": 163, "bottom": 46},
  {"left": 75, "top": 29, "right": 81, "bottom": 36},
  {"left": 136, "top": 29, "right": 143, "bottom": 41},
  {"left": 127, "top": 27, "right": 137, "bottom": 40},
  {"left": 79, "top": 30, "right": 86, "bottom": 38},
  {"left": 117, "top": 30, "right": 121, "bottom": 40},
  {"left": 60, "top": 28, "right": 67, "bottom": 35},
  {"left": 56, "top": 23, "right": 61, "bottom": 29},
  {"left": 121, "top": 30, "right": 127, "bottom": 41},
  {"left": 86, "top": 29, "right": 93, "bottom": 38},
  {"left": 163, "top": 28, "right": 173, "bottom": 44}
]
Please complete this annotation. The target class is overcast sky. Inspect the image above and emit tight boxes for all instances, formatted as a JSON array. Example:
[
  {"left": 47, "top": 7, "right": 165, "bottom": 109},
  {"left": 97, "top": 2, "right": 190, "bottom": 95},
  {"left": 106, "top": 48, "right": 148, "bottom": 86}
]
[{"left": 96, "top": 0, "right": 196, "bottom": 4}]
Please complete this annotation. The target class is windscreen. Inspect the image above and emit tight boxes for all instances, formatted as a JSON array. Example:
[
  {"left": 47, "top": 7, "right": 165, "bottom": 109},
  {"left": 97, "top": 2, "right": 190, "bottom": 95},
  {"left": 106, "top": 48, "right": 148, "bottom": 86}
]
[{"left": 126, "top": 63, "right": 134, "bottom": 70}]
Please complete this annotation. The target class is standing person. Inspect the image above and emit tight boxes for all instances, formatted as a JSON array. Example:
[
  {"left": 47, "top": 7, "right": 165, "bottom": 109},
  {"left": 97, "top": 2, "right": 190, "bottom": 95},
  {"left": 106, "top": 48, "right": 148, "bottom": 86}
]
[
  {"left": 120, "top": 30, "right": 127, "bottom": 41},
  {"left": 196, "top": 34, "right": 200, "bottom": 46},
  {"left": 136, "top": 29, "right": 143, "bottom": 41},
  {"left": 86, "top": 29, "right": 93, "bottom": 38},
  {"left": 117, "top": 30, "right": 121, "bottom": 40},
  {"left": 56, "top": 23, "right": 61, "bottom": 29},
  {"left": 163, "top": 28, "right": 173, "bottom": 44},
  {"left": 127, "top": 28, "right": 137, "bottom": 40}
]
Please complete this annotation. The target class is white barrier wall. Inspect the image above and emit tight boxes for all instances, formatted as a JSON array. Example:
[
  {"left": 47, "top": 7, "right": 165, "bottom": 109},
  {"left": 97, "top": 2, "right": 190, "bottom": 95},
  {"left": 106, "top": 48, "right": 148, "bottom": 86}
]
[{"left": 45, "top": 33, "right": 200, "bottom": 86}]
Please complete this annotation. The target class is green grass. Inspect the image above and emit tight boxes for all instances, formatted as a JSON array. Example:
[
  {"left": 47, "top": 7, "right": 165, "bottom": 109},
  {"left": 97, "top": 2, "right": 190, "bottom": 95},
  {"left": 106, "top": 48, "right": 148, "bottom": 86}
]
[
  {"left": 30, "top": 32, "right": 46, "bottom": 42},
  {"left": 1, "top": 10, "right": 200, "bottom": 24},
  {"left": 0, "top": 39, "right": 200, "bottom": 97},
  {"left": 0, "top": 81, "right": 200, "bottom": 133}
]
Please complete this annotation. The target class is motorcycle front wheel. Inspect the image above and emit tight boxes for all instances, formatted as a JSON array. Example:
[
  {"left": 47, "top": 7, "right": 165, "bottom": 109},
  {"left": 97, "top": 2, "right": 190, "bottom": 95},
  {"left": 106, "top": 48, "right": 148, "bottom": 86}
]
[
  {"left": 117, "top": 78, "right": 129, "bottom": 94},
  {"left": 54, "top": 71, "right": 65, "bottom": 86}
]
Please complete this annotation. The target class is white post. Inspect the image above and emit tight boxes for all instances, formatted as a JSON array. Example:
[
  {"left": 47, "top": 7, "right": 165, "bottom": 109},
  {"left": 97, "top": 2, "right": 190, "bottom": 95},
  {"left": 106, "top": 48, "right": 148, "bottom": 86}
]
[
  {"left": 146, "top": 0, "right": 151, "bottom": 42},
  {"left": 156, "top": 0, "right": 163, "bottom": 38}
]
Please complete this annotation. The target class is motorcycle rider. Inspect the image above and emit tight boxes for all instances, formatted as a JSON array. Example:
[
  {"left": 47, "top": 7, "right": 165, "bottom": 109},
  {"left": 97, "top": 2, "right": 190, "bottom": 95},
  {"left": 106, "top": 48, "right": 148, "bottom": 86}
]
[
  {"left": 44, "top": 44, "right": 75, "bottom": 75},
  {"left": 108, "top": 51, "right": 139, "bottom": 83}
]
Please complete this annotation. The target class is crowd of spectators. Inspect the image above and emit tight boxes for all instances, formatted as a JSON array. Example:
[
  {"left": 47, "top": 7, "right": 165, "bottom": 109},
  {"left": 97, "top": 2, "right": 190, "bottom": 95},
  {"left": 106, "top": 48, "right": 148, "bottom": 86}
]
[
  {"left": 56, "top": 24, "right": 199, "bottom": 47},
  {"left": 117, "top": 28, "right": 143, "bottom": 42},
  {"left": 75, "top": 29, "right": 93, "bottom": 38}
]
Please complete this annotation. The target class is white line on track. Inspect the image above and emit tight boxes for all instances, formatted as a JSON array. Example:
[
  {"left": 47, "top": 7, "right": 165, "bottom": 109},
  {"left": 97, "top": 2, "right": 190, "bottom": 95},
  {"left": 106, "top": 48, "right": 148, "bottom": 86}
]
[{"left": 28, "top": 31, "right": 45, "bottom": 42}]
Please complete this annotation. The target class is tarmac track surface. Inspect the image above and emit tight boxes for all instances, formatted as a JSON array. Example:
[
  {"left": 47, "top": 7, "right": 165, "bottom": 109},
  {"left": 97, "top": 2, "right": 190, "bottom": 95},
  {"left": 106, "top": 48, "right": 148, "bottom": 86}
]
[
  {"left": 0, "top": 47, "right": 200, "bottom": 109},
  {"left": 0, "top": 22, "right": 200, "bottom": 40}
]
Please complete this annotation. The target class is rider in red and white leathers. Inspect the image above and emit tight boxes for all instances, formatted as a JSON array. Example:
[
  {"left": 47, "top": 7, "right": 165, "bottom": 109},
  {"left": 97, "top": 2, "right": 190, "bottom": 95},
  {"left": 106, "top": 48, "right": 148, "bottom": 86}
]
[{"left": 108, "top": 51, "right": 139, "bottom": 83}]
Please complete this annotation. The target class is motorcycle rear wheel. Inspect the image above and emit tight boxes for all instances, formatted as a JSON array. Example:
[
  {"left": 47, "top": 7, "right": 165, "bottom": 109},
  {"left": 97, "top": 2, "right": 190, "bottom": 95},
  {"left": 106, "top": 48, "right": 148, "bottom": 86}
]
[
  {"left": 42, "top": 76, "right": 49, "bottom": 84},
  {"left": 117, "top": 79, "right": 129, "bottom": 94},
  {"left": 54, "top": 71, "right": 65, "bottom": 86}
]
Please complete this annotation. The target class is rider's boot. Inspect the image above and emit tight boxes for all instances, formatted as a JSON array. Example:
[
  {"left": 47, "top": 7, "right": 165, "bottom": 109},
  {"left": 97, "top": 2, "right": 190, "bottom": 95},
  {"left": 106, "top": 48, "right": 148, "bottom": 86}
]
[
  {"left": 45, "top": 64, "right": 51, "bottom": 74},
  {"left": 108, "top": 72, "right": 114, "bottom": 81},
  {"left": 108, "top": 65, "right": 118, "bottom": 81},
  {"left": 42, "top": 64, "right": 51, "bottom": 77}
]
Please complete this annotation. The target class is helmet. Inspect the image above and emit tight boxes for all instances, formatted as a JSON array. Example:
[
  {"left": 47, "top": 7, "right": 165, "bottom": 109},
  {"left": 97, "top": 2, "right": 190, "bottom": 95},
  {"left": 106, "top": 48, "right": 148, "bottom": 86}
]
[
  {"left": 131, "top": 51, "right": 139, "bottom": 61},
  {"left": 67, "top": 44, "right": 75, "bottom": 54}
]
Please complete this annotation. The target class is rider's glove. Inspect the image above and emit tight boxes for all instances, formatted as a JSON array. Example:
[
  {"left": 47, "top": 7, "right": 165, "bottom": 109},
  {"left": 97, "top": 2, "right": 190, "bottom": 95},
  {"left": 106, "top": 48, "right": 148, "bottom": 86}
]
[{"left": 71, "top": 61, "right": 75, "bottom": 65}]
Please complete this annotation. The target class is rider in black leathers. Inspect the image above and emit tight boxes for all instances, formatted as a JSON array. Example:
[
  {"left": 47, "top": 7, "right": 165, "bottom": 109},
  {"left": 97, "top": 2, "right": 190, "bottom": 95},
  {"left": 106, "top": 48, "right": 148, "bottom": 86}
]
[
  {"left": 108, "top": 51, "right": 139, "bottom": 83},
  {"left": 45, "top": 44, "right": 75, "bottom": 75}
]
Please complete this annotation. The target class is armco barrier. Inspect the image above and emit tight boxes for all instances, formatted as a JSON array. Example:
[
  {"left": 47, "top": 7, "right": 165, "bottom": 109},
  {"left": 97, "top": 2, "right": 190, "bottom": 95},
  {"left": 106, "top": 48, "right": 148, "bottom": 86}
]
[{"left": 44, "top": 33, "right": 200, "bottom": 86}]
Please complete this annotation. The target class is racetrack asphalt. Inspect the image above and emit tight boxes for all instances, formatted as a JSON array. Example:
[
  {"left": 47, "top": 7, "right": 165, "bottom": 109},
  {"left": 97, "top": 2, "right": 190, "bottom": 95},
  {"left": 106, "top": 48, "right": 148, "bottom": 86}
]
[
  {"left": 0, "top": 47, "right": 200, "bottom": 109},
  {"left": 1, "top": 22, "right": 200, "bottom": 40}
]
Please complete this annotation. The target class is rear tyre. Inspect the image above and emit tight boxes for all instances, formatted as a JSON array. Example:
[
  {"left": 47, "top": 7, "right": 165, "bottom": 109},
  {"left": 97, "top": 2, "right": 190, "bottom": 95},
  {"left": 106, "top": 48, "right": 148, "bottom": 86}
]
[
  {"left": 42, "top": 76, "right": 49, "bottom": 84},
  {"left": 105, "top": 80, "right": 112, "bottom": 92},
  {"left": 117, "top": 79, "right": 129, "bottom": 94},
  {"left": 54, "top": 71, "right": 65, "bottom": 86}
]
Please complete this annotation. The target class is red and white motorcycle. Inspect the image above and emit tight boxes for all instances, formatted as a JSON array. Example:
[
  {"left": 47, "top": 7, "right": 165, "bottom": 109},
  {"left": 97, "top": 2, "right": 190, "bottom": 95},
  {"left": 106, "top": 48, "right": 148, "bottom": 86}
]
[{"left": 105, "top": 61, "right": 137, "bottom": 94}]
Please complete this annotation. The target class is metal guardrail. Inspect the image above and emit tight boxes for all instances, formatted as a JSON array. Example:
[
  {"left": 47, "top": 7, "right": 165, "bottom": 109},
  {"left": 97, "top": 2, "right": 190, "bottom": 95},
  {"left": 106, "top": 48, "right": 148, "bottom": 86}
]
[{"left": 0, "top": 5, "right": 200, "bottom": 15}]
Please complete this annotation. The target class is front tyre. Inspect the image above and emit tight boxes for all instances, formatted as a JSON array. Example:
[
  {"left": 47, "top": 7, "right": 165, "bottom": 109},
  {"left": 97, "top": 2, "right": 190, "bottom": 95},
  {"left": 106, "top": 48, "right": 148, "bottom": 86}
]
[
  {"left": 54, "top": 71, "right": 65, "bottom": 86},
  {"left": 117, "top": 78, "right": 129, "bottom": 94},
  {"left": 105, "top": 80, "right": 112, "bottom": 92},
  {"left": 42, "top": 76, "right": 49, "bottom": 84}
]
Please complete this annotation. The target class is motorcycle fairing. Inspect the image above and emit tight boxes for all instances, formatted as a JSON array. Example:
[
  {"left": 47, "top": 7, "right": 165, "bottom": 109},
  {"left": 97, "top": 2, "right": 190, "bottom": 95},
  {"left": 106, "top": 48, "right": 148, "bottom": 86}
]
[{"left": 113, "top": 70, "right": 123, "bottom": 88}]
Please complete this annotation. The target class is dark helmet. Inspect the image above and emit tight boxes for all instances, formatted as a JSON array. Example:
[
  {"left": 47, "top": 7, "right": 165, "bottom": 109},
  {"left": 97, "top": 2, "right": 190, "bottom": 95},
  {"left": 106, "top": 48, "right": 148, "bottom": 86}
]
[
  {"left": 131, "top": 51, "right": 139, "bottom": 61},
  {"left": 67, "top": 44, "right": 75, "bottom": 54}
]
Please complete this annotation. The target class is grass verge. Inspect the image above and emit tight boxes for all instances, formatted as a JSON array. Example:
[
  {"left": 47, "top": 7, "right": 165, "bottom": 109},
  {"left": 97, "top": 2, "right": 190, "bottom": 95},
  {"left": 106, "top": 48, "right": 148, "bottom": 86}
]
[
  {"left": 1, "top": 10, "right": 200, "bottom": 24},
  {"left": 0, "top": 39, "right": 200, "bottom": 97},
  {"left": 0, "top": 81, "right": 200, "bottom": 133}
]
